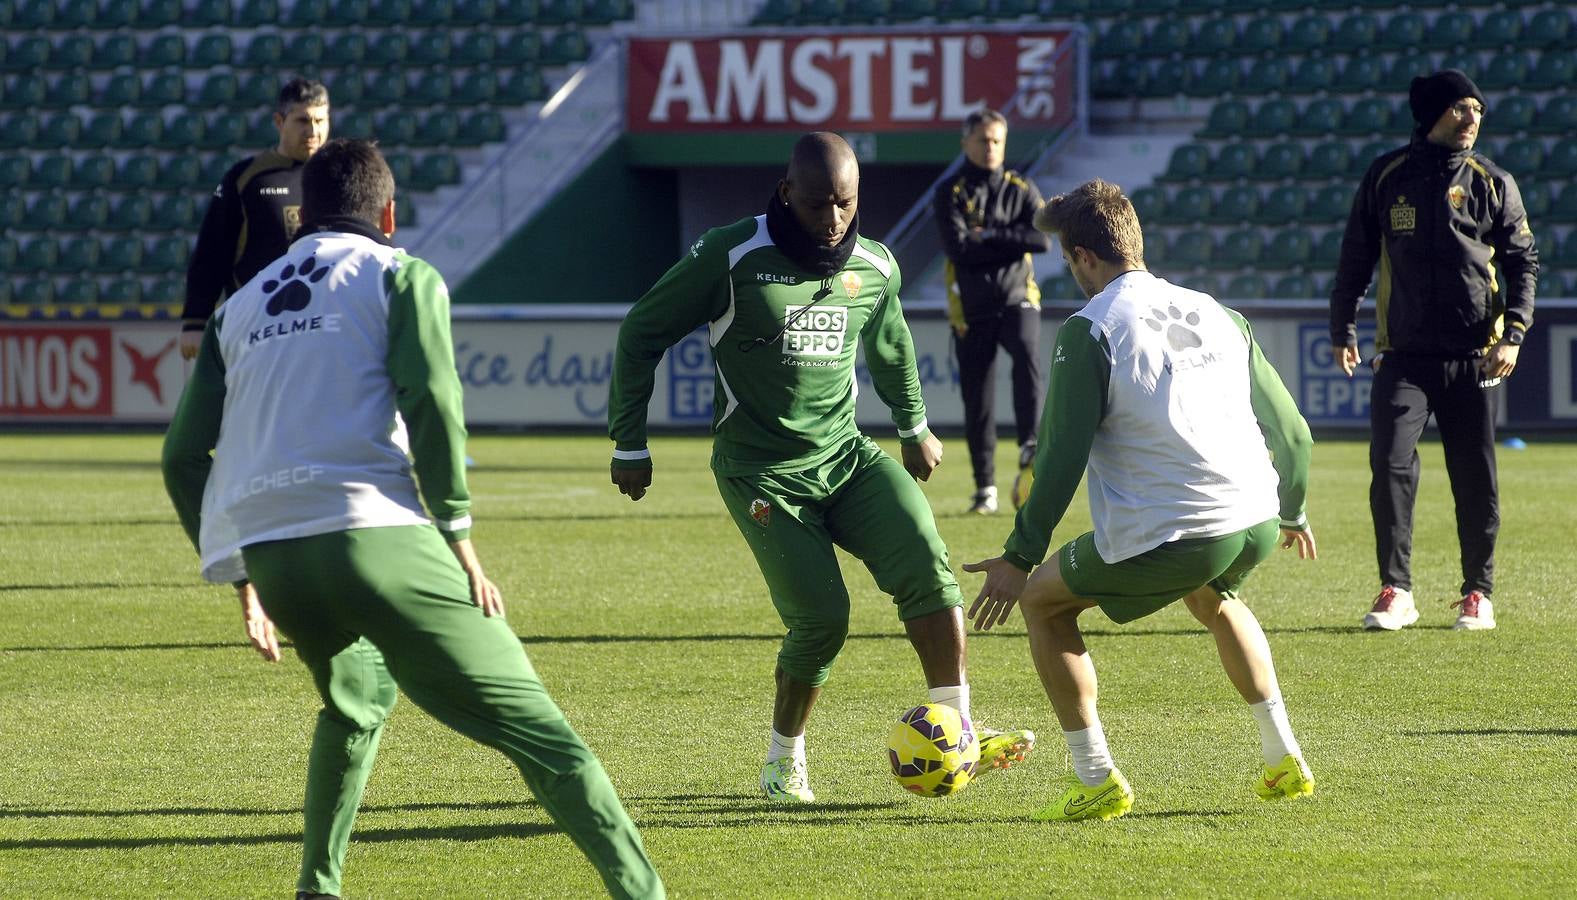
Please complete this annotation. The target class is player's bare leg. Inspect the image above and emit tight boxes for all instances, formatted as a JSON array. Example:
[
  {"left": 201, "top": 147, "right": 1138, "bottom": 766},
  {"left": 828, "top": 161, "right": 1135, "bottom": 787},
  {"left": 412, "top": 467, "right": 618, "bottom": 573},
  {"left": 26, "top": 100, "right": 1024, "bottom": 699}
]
[
  {"left": 903, "top": 606, "right": 966, "bottom": 689},
  {"left": 761, "top": 668, "right": 820, "bottom": 803}
]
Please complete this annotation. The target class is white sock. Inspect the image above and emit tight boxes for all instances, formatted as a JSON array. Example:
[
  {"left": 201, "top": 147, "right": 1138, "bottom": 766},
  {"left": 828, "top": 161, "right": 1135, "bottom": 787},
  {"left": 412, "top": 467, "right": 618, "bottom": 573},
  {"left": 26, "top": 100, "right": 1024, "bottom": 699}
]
[
  {"left": 927, "top": 684, "right": 972, "bottom": 729},
  {"left": 1250, "top": 696, "right": 1302, "bottom": 766},
  {"left": 1063, "top": 722, "right": 1114, "bottom": 786},
  {"left": 766, "top": 729, "right": 804, "bottom": 765}
]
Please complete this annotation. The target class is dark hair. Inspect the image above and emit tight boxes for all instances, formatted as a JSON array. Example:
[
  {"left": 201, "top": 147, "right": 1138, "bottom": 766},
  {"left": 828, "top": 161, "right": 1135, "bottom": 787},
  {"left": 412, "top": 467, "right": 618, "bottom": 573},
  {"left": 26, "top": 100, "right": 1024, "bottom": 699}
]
[
  {"left": 276, "top": 78, "right": 329, "bottom": 115},
  {"left": 300, "top": 138, "right": 394, "bottom": 223},
  {"left": 1034, "top": 178, "right": 1144, "bottom": 266},
  {"left": 962, "top": 107, "right": 1007, "bottom": 136}
]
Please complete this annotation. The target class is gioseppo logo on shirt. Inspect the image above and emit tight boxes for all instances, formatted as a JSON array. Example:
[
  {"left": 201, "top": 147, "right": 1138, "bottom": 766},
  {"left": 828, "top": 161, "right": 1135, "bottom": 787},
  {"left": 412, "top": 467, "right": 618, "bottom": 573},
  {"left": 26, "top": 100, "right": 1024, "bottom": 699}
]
[
  {"left": 781, "top": 305, "right": 847, "bottom": 357},
  {"left": 1389, "top": 195, "right": 1416, "bottom": 234},
  {"left": 249, "top": 256, "right": 340, "bottom": 345}
]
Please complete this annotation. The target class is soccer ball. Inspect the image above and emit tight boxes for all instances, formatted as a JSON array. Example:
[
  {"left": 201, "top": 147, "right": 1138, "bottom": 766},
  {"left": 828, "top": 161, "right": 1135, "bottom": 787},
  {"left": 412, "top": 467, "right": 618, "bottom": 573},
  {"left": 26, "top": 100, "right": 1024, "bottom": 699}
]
[
  {"left": 886, "top": 703, "right": 979, "bottom": 797},
  {"left": 1010, "top": 463, "right": 1034, "bottom": 510}
]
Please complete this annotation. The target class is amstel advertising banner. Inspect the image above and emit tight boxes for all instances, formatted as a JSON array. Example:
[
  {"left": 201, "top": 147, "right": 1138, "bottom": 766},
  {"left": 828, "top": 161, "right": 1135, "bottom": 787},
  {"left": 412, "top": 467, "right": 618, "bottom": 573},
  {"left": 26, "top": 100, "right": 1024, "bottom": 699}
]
[{"left": 626, "top": 26, "right": 1076, "bottom": 133}]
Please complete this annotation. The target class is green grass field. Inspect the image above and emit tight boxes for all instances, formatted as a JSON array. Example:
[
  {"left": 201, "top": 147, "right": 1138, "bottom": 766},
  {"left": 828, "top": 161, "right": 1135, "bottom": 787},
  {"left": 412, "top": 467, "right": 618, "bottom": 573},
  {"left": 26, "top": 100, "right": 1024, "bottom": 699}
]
[{"left": 2, "top": 433, "right": 1575, "bottom": 898}]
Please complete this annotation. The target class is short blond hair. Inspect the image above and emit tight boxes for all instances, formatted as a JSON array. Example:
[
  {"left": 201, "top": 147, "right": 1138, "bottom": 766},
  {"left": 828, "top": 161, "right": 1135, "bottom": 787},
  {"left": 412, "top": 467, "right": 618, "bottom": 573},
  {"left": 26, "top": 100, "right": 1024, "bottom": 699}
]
[{"left": 1033, "top": 178, "right": 1144, "bottom": 266}]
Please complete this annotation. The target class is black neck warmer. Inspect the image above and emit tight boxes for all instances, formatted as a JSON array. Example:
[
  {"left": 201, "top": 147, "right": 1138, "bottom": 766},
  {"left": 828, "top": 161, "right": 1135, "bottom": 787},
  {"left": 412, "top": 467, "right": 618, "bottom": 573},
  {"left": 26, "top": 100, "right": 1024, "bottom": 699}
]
[
  {"left": 296, "top": 214, "right": 394, "bottom": 247},
  {"left": 765, "top": 192, "right": 859, "bottom": 278},
  {"left": 1410, "top": 130, "right": 1470, "bottom": 172}
]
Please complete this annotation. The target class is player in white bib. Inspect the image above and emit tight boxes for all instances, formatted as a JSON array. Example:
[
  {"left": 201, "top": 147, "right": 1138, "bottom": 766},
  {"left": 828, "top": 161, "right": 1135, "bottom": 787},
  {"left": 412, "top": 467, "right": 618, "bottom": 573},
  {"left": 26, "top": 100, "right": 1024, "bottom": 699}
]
[{"left": 965, "top": 180, "right": 1319, "bottom": 821}]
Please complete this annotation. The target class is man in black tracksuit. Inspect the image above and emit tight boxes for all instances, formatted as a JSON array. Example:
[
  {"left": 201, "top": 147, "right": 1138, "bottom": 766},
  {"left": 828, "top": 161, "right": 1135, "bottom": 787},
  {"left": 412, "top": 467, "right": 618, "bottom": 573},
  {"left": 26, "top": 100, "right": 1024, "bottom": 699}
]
[
  {"left": 179, "top": 78, "right": 331, "bottom": 360},
  {"left": 1331, "top": 70, "right": 1538, "bottom": 633},
  {"left": 935, "top": 109, "right": 1050, "bottom": 515}
]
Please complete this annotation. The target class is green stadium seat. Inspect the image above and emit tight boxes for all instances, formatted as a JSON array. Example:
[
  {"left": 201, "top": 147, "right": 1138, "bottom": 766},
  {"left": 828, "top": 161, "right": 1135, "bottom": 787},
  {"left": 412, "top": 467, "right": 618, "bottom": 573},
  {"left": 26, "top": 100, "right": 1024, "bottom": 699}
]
[
  {"left": 1519, "top": 182, "right": 1552, "bottom": 220},
  {"left": 121, "top": 113, "right": 163, "bottom": 148},
  {"left": 141, "top": 0, "right": 183, "bottom": 27},
  {"left": 142, "top": 72, "right": 186, "bottom": 107},
  {"left": 55, "top": 0, "right": 95, "bottom": 28},
  {"left": 1212, "top": 229, "right": 1261, "bottom": 269},
  {"left": 35, "top": 156, "right": 73, "bottom": 189},
  {"left": 1169, "top": 230, "right": 1213, "bottom": 267},
  {"left": 60, "top": 240, "right": 101, "bottom": 275},
  {"left": 1291, "top": 99, "right": 1345, "bottom": 139},
  {"left": 1271, "top": 273, "right": 1317, "bottom": 299},
  {"left": 144, "top": 236, "right": 190, "bottom": 274},
  {"left": 453, "top": 32, "right": 495, "bottom": 66},
  {"left": 1378, "top": 12, "right": 1426, "bottom": 50},
  {"left": 542, "top": 29, "right": 590, "bottom": 66},
  {"left": 453, "top": 70, "right": 497, "bottom": 106},
  {"left": 1224, "top": 274, "right": 1268, "bottom": 300},
  {"left": 1526, "top": 10, "right": 1572, "bottom": 49},
  {"left": 13, "top": 0, "right": 57, "bottom": 27},
  {"left": 1284, "top": 14, "right": 1331, "bottom": 52},
  {"left": 1479, "top": 9, "right": 1524, "bottom": 48},
  {"left": 1550, "top": 185, "right": 1577, "bottom": 223},
  {"left": 326, "top": 32, "right": 368, "bottom": 65},
  {"left": 1208, "top": 185, "right": 1260, "bottom": 225},
  {"left": 335, "top": 110, "right": 374, "bottom": 140},
  {"left": 1311, "top": 183, "right": 1353, "bottom": 222},
  {"left": 84, "top": 114, "right": 123, "bottom": 150},
  {"left": 385, "top": 154, "right": 414, "bottom": 193},
  {"left": 47, "top": 73, "right": 93, "bottom": 108},
  {"left": 367, "top": 33, "right": 409, "bottom": 66},
  {"left": 1246, "top": 99, "right": 1296, "bottom": 138},
  {"left": 21, "top": 237, "right": 61, "bottom": 273},
  {"left": 1526, "top": 52, "right": 1574, "bottom": 92},
  {"left": 235, "top": 0, "right": 278, "bottom": 25},
  {"left": 1178, "top": 273, "right": 1220, "bottom": 297},
  {"left": 1534, "top": 96, "right": 1577, "bottom": 136},
  {"left": 99, "top": 73, "right": 141, "bottom": 107},
  {"left": 1338, "top": 97, "right": 1390, "bottom": 136},
  {"left": 157, "top": 155, "right": 199, "bottom": 189},
  {"left": 200, "top": 72, "right": 240, "bottom": 107},
  {"left": 1386, "top": 99, "right": 1416, "bottom": 135},
  {"left": 376, "top": 110, "right": 418, "bottom": 145},
  {"left": 459, "top": 109, "right": 506, "bottom": 144},
  {"left": 41, "top": 113, "right": 82, "bottom": 147},
  {"left": 409, "top": 71, "right": 451, "bottom": 104},
  {"left": 91, "top": 34, "right": 137, "bottom": 69},
  {"left": 0, "top": 238, "right": 15, "bottom": 273},
  {"left": 1333, "top": 13, "right": 1378, "bottom": 51},
  {"left": 103, "top": 278, "right": 143, "bottom": 302},
  {"left": 154, "top": 194, "right": 199, "bottom": 230},
  {"left": 412, "top": 153, "right": 461, "bottom": 190},
  {"left": 1311, "top": 229, "right": 1344, "bottom": 267},
  {"left": 370, "top": 0, "right": 413, "bottom": 23},
  {"left": 109, "top": 195, "right": 154, "bottom": 232},
  {"left": 4, "top": 36, "right": 49, "bottom": 72},
  {"left": 1160, "top": 143, "right": 1209, "bottom": 182},
  {"left": 1093, "top": 59, "right": 1146, "bottom": 99},
  {"left": 1189, "top": 59, "right": 1242, "bottom": 98},
  {"left": 1147, "top": 20, "right": 1190, "bottom": 57},
  {"left": 1238, "top": 15, "right": 1282, "bottom": 54},
  {"left": 1352, "top": 140, "right": 1393, "bottom": 175},
  {"left": 235, "top": 72, "right": 275, "bottom": 108},
  {"left": 414, "top": 110, "right": 459, "bottom": 146},
  {"left": 1423, "top": 11, "right": 1474, "bottom": 50},
  {"left": 0, "top": 155, "right": 27, "bottom": 188},
  {"left": 191, "top": 34, "right": 232, "bottom": 68},
  {"left": 186, "top": 0, "right": 230, "bottom": 25},
  {"left": 328, "top": 0, "right": 371, "bottom": 24},
  {"left": 498, "top": 32, "right": 543, "bottom": 65},
  {"left": 1199, "top": 101, "right": 1249, "bottom": 140},
  {"left": 410, "top": 32, "right": 451, "bottom": 65},
  {"left": 1257, "top": 142, "right": 1304, "bottom": 180},
  {"left": 2, "top": 74, "right": 47, "bottom": 110},
  {"left": 141, "top": 33, "right": 185, "bottom": 67},
  {"left": 364, "top": 69, "right": 408, "bottom": 105},
  {"left": 1265, "top": 229, "right": 1313, "bottom": 268},
  {"left": 16, "top": 280, "right": 59, "bottom": 305},
  {"left": 289, "top": 0, "right": 328, "bottom": 23},
  {"left": 411, "top": 0, "right": 455, "bottom": 24},
  {"left": 202, "top": 111, "right": 247, "bottom": 149},
  {"left": 200, "top": 155, "right": 232, "bottom": 187},
  {"left": 0, "top": 112, "right": 38, "bottom": 148},
  {"left": 284, "top": 33, "right": 325, "bottom": 67},
  {"left": 1040, "top": 275, "right": 1082, "bottom": 302},
  {"left": 68, "top": 194, "right": 110, "bottom": 230},
  {"left": 99, "top": 0, "right": 139, "bottom": 27},
  {"left": 497, "top": 68, "right": 547, "bottom": 104},
  {"left": 1335, "top": 56, "right": 1384, "bottom": 94},
  {"left": 1552, "top": 232, "right": 1577, "bottom": 267},
  {"left": 453, "top": 0, "right": 499, "bottom": 24},
  {"left": 1385, "top": 51, "right": 1432, "bottom": 93},
  {"left": 1096, "top": 21, "right": 1144, "bottom": 59},
  {"left": 158, "top": 116, "right": 204, "bottom": 149},
  {"left": 1496, "top": 138, "right": 1544, "bottom": 176},
  {"left": 74, "top": 155, "right": 116, "bottom": 189},
  {"left": 1479, "top": 53, "right": 1529, "bottom": 92},
  {"left": 538, "top": 0, "right": 583, "bottom": 25},
  {"left": 1492, "top": 95, "right": 1536, "bottom": 134},
  {"left": 1257, "top": 185, "right": 1308, "bottom": 225},
  {"left": 1212, "top": 143, "right": 1255, "bottom": 181},
  {"left": 244, "top": 34, "right": 284, "bottom": 67},
  {"left": 146, "top": 277, "right": 185, "bottom": 303},
  {"left": 1241, "top": 57, "right": 1287, "bottom": 95},
  {"left": 1541, "top": 140, "right": 1577, "bottom": 179},
  {"left": 0, "top": 195, "right": 21, "bottom": 229},
  {"left": 1160, "top": 185, "right": 1211, "bottom": 224},
  {"left": 1288, "top": 57, "right": 1335, "bottom": 95},
  {"left": 49, "top": 35, "right": 95, "bottom": 70},
  {"left": 1128, "top": 186, "right": 1167, "bottom": 224}
]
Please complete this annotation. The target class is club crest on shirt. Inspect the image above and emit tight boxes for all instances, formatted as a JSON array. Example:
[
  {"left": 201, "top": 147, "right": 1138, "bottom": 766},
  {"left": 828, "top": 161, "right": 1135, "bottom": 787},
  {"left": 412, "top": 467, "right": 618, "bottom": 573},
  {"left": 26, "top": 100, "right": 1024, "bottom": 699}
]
[
  {"left": 1447, "top": 185, "right": 1467, "bottom": 210},
  {"left": 284, "top": 204, "right": 302, "bottom": 238},
  {"left": 749, "top": 498, "right": 771, "bottom": 527},
  {"left": 840, "top": 271, "right": 862, "bottom": 299},
  {"left": 1389, "top": 195, "right": 1416, "bottom": 234}
]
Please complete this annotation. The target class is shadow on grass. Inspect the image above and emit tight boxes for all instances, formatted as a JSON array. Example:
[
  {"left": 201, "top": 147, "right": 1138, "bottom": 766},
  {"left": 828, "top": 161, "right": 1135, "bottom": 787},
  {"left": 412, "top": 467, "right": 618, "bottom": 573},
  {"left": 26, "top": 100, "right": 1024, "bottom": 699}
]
[
  {"left": 0, "top": 800, "right": 536, "bottom": 820},
  {"left": 1404, "top": 727, "right": 1577, "bottom": 738},
  {"left": 1120, "top": 809, "right": 1240, "bottom": 821},
  {"left": 0, "top": 822, "right": 560, "bottom": 852},
  {"left": 1, "top": 641, "right": 277, "bottom": 653},
  {"left": 0, "top": 581, "right": 195, "bottom": 593}
]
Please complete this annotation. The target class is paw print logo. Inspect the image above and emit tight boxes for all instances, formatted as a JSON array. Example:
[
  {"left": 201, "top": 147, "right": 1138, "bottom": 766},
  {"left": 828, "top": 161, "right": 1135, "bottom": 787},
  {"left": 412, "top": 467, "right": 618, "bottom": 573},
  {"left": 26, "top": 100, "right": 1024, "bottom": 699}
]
[
  {"left": 263, "top": 256, "right": 329, "bottom": 316},
  {"left": 1144, "top": 305, "right": 1203, "bottom": 352}
]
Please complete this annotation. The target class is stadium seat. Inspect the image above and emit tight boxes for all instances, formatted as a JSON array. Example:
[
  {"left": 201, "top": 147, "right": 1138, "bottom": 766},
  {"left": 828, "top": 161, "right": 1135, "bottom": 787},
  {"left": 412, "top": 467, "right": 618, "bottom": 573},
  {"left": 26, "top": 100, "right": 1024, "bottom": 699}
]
[
  {"left": 367, "top": 33, "right": 409, "bottom": 66},
  {"left": 15, "top": 279, "right": 56, "bottom": 304},
  {"left": 1542, "top": 140, "right": 1577, "bottom": 179},
  {"left": 1238, "top": 15, "right": 1282, "bottom": 54},
  {"left": 586, "top": 0, "right": 633, "bottom": 22},
  {"left": 1291, "top": 99, "right": 1345, "bottom": 139},
  {"left": 1525, "top": 9, "right": 1573, "bottom": 48},
  {"left": 235, "top": 0, "right": 279, "bottom": 25},
  {"left": 68, "top": 194, "right": 110, "bottom": 230},
  {"left": 1550, "top": 185, "right": 1577, "bottom": 223},
  {"left": 1423, "top": 11, "right": 1475, "bottom": 50},
  {"left": 103, "top": 278, "right": 143, "bottom": 302},
  {"left": 185, "top": 0, "right": 230, "bottom": 25},
  {"left": 414, "top": 110, "right": 459, "bottom": 146},
  {"left": 1352, "top": 140, "right": 1393, "bottom": 175},
  {"left": 4, "top": 36, "right": 50, "bottom": 72},
  {"left": 91, "top": 34, "right": 137, "bottom": 69},
  {"left": 376, "top": 110, "right": 418, "bottom": 144},
  {"left": 410, "top": 31, "right": 451, "bottom": 65},
  {"left": 0, "top": 112, "right": 39, "bottom": 149},
  {"left": 147, "top": 277, "right": 185, "bottom": 303},
  {"left": 289, "top": 0, "right": 328, "bottom": 23},
  {"left": 1288, "top": 58, "right": 1335, "bottom": 95},
  {"left": 497, "top": 31, "right": 543, "bottom": 65},
  {"left": 200, "top": 72, "right": 240, "bottom": 107},
  {"left": 459, "top": 109, "right": 505, "bottom": 144},
  {"left": 1160, "top": 185, "right": 1212, "bottom": 224},
  {"left": 1190, "top": 59, "right": 1242, "bottom": 98},
  {"left": 538, "top": 0, "right": 584, "bottom": 25},
  {"left": 141, "top": 0, "right": 184, "bottom": 27},
  {"left": 74, "top": 155, "right": 116, "bottom": 189},
  {"left": 47, "top": 73, "right": 93, "bottom": 108},
  {"left": 191, "top": 34, "right": 232, "bottom": 68},
  {"left": 158, "top": 116, "right": 204, "bottom": 149},
  {"left": 1147, "top": 59, "right": 1193, "bottom": 98},
  {"left": 83, "top": 114, "right": 123, "bottom": 150},
  {"left": 1378, "top": 12, "right": 1426, "bottom": 50},
  {"left": 1040, "top": 275, "right": 1082, "bottom": 302},
  {"left": 157, "top": 155, "right": 199, "bottom": 189},
  {"left": 1332, "top": 13, "right": 1378, "bottom": 51},
  {"left": 328, "top": 0, "right": 371, "bottom": 24},
  {"left": 55, "top": 0, "right": 95, "bottom": 28},
  {"left": 48, "top": 35, "right": 95, "bottom": 70},
  {"left": 142, "top": 72, "right": 186, "bottom": 107},
  {"left": 1257, "top": 185, "right": 1308, "bottom": 225},
  {"left": 1519, "top": 182, "right": 1552, "bottom": 220},
  {"left": 1553, "top": 231, "right": 1577, "bottom": 267},
  {"left": 244, "top": 34, "right": 284, "bottom": 67},
  {"left": 234, "top": 73, "right": 275, "bottom": 108},
  {"left": 1479, "top": 9, "right": 1524, "bottom": 48},
  {"left": 412, "top": 153, "right": 461, "bottom": 190},
  {"left": 453, "top": 32, "right": 495, "bottom": 66},
  {"left": 154, "top": 194, "right": 200, "bottom": 231},
  {"left": 1257, "top": 142, "right": 1304, "bottom": 180},
  {"left": 1213, "top": 229, "right": 1261, "bottom": 269},
  {"left": 2, "top": 74, "right": 47, "bottom": 110},
  {"left": 60, "top": 239, "right": 101, "bottom": 275},
  {"left": 411, "top": 0, "right": 455, "bottom": 25},
  {"left": 1270, "top": 273, "right": 1318, "bottom": 299},
  {"left": 101, "top": 0, "right": 140, "bottom": 27},
  {"left": 1096, "top": 21, "right": 1145, "bottom": 59},
  {"left": 142, "top": 33, "right": 186, "bottom": 68},
  {"left": 1147, "top": 20, "right": 1190, "bottom": 57},
  {"left": 1160, "top": 144, "right": 1209, "bottom": 182},
  {"left": 497, "top": 68, "right": 547, "bottom": 104},
  {"left": 1178, "top": 273, "right": 1221, "bottom": 297},
  {"left": 1497, "top": 139, "right": 1544, "bottom": 176},
  {"left": 0, "top": 155, "right": 28, "bottom": 188},
  {"left": 335, "top": 110, "right": 375, "bottom": 140},
  {"left": 1238, "top": 57, "right": 1287, "bottom": 95},
  {"left": 409, "top": 71, "right": 452, "bottom": 104},
  {"left": 35, "top": 155, "right": 73, "bottom": 189},
  {"left": 1385, "top": 51, "right": 1432, "bottom": 92},
  {"left": 1208, "top": 186, "right": 1260, "bottom": 225},
  {"left": 284, "top": 33, "right": 325, "bottom": 67},
  {"left": 453, "top": 70, "right": 498, "bottom": 106},
  {"left": 1338, "top": 97, "right": 1390, "bottom": 136},
  {"left": 1335, "top": 56, "right": 1384, "bottom": 93},
  {"left": 1284, "top": 14, "right": 1331, "bottom": 51},
  {"left": 364, "top": 70, "right": 408, "bottom": 105},
  {"left": 1246, "top": 99, "right": 1296, "bottom": 139},
  {"left": 1535, "top": 95, "right": 1577, "bottom": 136},
  {"left": 1264, "top": 229, "right": 1313, "bottom": 268},
  {"left": 202, "top": 112, "right": 247, "bottom": 149},
  {"left": 384, "top": 152, "right": 414, "bottom": 186},
  {"left": 1493, "top": 95, "right": 1536, "bottom": 133},
  {"left": 1213, "top": 143, "right": 1256, "bottom": 181},
  {"left": 144, "top": 236, "right": 190, "bottom": 273},
  {"left": 1527, "top": 52, "right": 1575, "bottom": 92},
  {"left": 393, "top": 197, "right": 415, "bottom": 230},
  {"left": 1129, "top": 186, "right": 1167, "bottom": 224},
  {"left": 21, "top": 237, "right": 61, "bottom": 273},
  {"left": 370, "top": 0, "right": 413, "bottom": 24},
  {"left": 1311, "top": 184, "right": 1353, "bottom": 222},
  {"left": 542, "top": 29, "right": 591, "bottom": 66},
  {"left": 200, "top": 155, "right": 232, "bottom": 187},
  {"left": 326, "top": 32, "right": 368, "bottom": 65},
  {"left": 0, "top": 195, "right": 21, "bottom": 229},
  {"left": 1479, "top": 53, "right": 1529, "bottom": 92},
  {"left": 1093, "top": 59, "right": 1146, "bottom": 99},
  {"left": 99, "top": 73, "right": 141, "bottom": 107},
  {"left": 121, "top": 113, "right": 163, "bottom": 148},
  {"left": 1200, "top": 101, "right": 1250, "bottom": 140},
  {"left": 41, "top": 113, "right": 82, "bottom": 147},
  {"left": 1311, "top": 229, "right": 1344, "bottom": 267},
  {"left": 1169, "top": 230, "right": 1213, "bottom": 267},
  {"left": 1224, "top": 274, "right": 1269, "bottom": 300},
  {"left": 453, "top": 0, "right": 500, "bottom": 24},
  {"left": 109, "top": 195, "right": 154, "bottom": 232}
]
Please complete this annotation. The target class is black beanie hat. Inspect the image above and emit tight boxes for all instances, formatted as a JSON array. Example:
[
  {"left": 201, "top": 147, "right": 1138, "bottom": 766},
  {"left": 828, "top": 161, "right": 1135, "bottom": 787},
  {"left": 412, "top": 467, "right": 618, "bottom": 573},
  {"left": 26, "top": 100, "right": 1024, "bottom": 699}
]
[{"left": 1409, "top": 69, "right": 1487, "bottom": 127}]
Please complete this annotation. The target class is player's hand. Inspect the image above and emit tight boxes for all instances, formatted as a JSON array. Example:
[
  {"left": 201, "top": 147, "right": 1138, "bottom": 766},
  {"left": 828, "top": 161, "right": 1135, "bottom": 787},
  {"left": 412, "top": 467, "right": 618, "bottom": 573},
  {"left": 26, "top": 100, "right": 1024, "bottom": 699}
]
[
  {"left": 1279, "top": 526, "right": 1317, "bottom": 560},
  {"left": 962, "top": 557, "right": 1029, "bottom": 631},
  {"left": 612, "top": 465, "right": 652, "bottom": 501},
  {"left": 1480, "top": 340, "right": 1520, "bottom": 381},
  {"left": 901, "top": 434, "right": 944, "bottom": 481},
  {"left": 236, "top": 582, "right": 281, "bottom": 663},
  {"left": 1338, "top": 344, "right": 1360, "bottom": 377},
  {"left": 447, "top": 538, "right": 505, "bottom": 617},
  {"left": 179, "top": 329, "right": 203, "bottom": 361}
]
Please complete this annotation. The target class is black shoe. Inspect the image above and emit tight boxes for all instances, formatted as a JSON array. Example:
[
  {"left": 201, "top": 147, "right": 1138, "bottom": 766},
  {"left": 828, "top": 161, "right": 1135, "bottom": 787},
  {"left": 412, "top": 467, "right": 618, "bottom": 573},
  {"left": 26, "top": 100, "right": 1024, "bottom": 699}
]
[{"left": 1018, "top": 441, "right": 1038, "bottom": 470}]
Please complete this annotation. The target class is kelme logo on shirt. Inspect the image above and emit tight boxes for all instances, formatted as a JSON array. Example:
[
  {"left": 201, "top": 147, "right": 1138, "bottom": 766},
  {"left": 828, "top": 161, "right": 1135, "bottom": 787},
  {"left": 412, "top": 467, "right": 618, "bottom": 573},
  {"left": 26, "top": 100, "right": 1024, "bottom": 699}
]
[
  {"left": 1144, "top": 305, "right": 1203, "bottom": 352},
  {"left": 781, "top": 305, "right": 848, "bottom": 357},
  {"left": 263, "top": 256, "right": 329, "bottom": 316}
]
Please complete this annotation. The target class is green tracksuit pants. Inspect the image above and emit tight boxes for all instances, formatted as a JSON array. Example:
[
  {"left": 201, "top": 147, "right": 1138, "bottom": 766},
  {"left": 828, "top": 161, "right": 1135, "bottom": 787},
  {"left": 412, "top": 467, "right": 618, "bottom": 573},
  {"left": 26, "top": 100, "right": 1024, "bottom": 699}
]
[{"left": 242, "top": 525, "right": 663, "bottom": 899}]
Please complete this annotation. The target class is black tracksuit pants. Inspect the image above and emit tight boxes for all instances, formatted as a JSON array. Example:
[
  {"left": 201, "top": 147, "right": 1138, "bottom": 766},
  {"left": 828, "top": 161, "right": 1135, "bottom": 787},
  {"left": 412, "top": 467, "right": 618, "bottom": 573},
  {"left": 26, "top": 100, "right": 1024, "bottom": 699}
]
[
  {"left": 1369, "top": 353, "right": 1500, "bottom": 597},
  {"left": 954, "top": 304, "right": 1044, "bottom": 490}
]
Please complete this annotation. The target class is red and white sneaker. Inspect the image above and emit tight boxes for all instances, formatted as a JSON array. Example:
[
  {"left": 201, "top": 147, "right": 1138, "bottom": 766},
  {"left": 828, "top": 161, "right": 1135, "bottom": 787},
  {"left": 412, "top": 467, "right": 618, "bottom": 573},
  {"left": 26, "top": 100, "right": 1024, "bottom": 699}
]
[
  {"left": 1362, "top": 585, "right": 1418, "bottom": 631},
  {"left": 1451, "top": 591, "right": 1496, "bottom": 630}
]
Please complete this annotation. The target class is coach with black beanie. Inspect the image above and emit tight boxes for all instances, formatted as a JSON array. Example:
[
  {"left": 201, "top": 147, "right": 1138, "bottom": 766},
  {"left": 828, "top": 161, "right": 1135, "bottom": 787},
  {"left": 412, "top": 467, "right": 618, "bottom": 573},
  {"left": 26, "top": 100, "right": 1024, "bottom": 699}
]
[{"left": 1330, "top": 68, "right": 1539, "bottom": 633}]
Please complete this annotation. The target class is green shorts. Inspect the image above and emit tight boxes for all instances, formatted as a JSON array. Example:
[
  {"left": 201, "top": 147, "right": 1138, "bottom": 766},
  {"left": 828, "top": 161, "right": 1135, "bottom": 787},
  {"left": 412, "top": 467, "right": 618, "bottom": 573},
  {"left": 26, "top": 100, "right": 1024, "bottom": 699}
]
[{"left": 1059, "top": 518, "right": 1281, "bottom": 624}]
